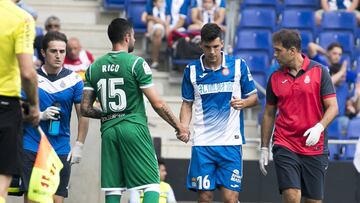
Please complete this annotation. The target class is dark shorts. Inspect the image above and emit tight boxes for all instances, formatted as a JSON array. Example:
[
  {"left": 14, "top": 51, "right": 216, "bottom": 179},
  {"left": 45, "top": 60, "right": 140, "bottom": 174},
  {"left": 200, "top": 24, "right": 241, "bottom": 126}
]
[
  {"left": 272, "top": 145, "right": 328, "bottom": 200},
  {"left": 20, "top": 150, "right": 71, "bottom": 197},
  {"left": 0, "top": 96, "right": 23, "bottom": 175}
]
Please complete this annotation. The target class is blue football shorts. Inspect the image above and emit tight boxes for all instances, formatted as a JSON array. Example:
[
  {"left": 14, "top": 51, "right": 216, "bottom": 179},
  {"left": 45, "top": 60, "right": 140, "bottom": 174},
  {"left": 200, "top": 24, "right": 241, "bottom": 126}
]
[{"left": 187, "top": 145, "right": 243, "bottom": 192}]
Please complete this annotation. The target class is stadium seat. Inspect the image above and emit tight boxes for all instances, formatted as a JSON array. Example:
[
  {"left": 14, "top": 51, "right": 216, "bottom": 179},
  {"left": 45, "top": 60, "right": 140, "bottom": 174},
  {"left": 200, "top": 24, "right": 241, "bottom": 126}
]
[
  {"left": 327, "top": 117, "right": 347, "bottom": 139},
  {"left": 235, "top": 30, "right": 272, "bottom": 56},
  {"left": 347, "top": 117, "right": 360, "bottom": 140},
  {"left": 103, "top": 0, "right": 127, "bottom": 10},
  {"left": 239, "top": 8, "right": 277, "bottom": 32},
  {"left": 321, "top": 11, "right": 357, "bottom": 34},
  {"left": 318, "top": 31, "right": 355, "bottom": 59},
  {"left": 126, "top": 0, "right": 147, "bottom": 33},
  {"left": 251, "top": 71, "right": 267, "bottom": 98},
  {"left": 236, "top": 52, "right": 270, "bottom": 72},
  {"left": 299, "top": 31, "right": 314, "bottom": 54},
  {"left": 240, "top": 0, "right": 279, "bottom": 12},
  {"left": 328, "top": 144, "right": 339, "bottom": 160},
  {"left": 280, "top": 9, "right": 316, "bottom": 35},
  {"left": 282, "top": 0, "right": 319, "bottom": 10},
  {"left": 345, "top": 144, "right": 357, "bottom": 160}
]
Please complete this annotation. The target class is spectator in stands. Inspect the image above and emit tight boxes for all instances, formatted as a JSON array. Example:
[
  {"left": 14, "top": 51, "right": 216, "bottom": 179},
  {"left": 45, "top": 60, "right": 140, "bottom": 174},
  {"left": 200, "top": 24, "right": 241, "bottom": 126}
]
[
  {"left": 34, "top": 15, "right": 61, "bottom": 66},
  {"left": 348, "top": 74, "right": 360, "bottom": 117},
  {"left": 188, "top": 0, "right": 226, "bottom": 31},
  {"left": 316, "top": 0, "right": 360, "bottom": 25},
  {"left": 129, "top": 159, "right": 177, "bottom": 203},
  {"left": 307, "top": 42, "right": 342, "bottom": 67},
  {"left": 64, "top": 37, "right": 94, "bottom": 80},
  {"left": 143, "top": 0, "right": 167, "bottom": 69}
]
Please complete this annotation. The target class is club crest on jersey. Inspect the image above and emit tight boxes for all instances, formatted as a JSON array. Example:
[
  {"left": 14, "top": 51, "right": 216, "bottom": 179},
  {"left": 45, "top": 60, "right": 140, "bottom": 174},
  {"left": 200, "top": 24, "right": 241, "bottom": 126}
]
[
  {"left": 304, "top": 75, "right": 310, "bottom": 84},
  {"left": 222, "top": 68, "right": 230, "bottom": 76}
]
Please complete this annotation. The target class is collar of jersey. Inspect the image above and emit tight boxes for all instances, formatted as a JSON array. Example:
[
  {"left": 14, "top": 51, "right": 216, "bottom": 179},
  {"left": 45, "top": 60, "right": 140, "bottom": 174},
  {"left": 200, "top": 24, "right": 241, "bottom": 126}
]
[
  {"left": 40, "top": 65, "right": 63, "bottom": 76},
  {"left": 200, "top": 51, "right": 227, "bottom": 72}
]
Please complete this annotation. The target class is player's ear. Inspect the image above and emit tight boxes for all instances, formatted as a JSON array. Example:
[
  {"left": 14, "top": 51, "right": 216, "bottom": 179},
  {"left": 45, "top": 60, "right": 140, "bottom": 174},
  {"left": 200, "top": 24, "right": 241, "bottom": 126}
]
[{"left": 41, "top": 48, "right": 46, "bottom": 58}]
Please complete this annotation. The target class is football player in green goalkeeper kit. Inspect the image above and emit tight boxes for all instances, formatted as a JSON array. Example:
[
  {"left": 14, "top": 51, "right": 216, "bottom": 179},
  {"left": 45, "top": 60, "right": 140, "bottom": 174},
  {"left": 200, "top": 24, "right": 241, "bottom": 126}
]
[{"left": 80, "top": 18, "right": 190, "bottom": 203}]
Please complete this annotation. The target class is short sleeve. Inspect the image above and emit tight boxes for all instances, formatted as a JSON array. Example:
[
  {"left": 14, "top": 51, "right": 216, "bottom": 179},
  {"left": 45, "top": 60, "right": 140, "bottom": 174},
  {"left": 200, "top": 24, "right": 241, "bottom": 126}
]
[
  {"left": 239, "top": 59, "right": 257, "bottom": 98},
  {"left": 14, "top": 14, "right": 35, "bottom": 54},
  {"left": 320, "top": 66, "right": 336, "bottom": 98},
  {"left": 83, "top": 64, "right": 94, "bottom": 91},
  {"left": 73, "top": 80, "right": 84, "bottom": 104},
  {"left": 266, "top": 73, "right": 277, "bottom": 105},
  {"left": 181, "top": 66, "right": 194, "bottom": 101},
  {"left": 219, "top": 0, "right": 226, "bottom": 8},
  {"left": 133, "top": 57, "right": 153, "bottom": 89}
]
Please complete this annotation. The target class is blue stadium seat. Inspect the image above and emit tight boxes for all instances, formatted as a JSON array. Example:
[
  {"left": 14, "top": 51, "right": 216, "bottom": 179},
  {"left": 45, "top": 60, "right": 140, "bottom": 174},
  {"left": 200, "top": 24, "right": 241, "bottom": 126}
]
[
  {"left": 328, "top": 144, "right": 339, "bottom": 160},
  {"left": 239, "top": 8, "right": 277, "bottom": 32},
  {"left": 347, "top": 117, "right": 360, "bottom": 139},
  {"left": 327, "top": 117, "right": 347, "bottom": 139},
  {"left": 280, "top": 9, "right": 316, "bottom": 35},
  {"left": 300, "top": 31, "right": 314, "bottom": 54},
  {"left": 241, "top": 0, "right": 279, "bottom": 12},
  {"left": 318, "top": 31, "right": 355, "bottom": 59},
  {"left": 235, "top": 30, "right": 272, "bottom": 56},
  {"left": 103, "top": 0, "right": 127, "bottom": 10},
  {"left": 282, "top": 0, "right": 319, "bottom": 10},
  {"left": 236, "top": 52, "right": 270, "bottom": 72},
  {"left": 321, "top": 11, "right": 357, "bottom": 34},
  {"left": 345, "top": 144, "right": 356, "bottom": 160},
  {"left": 252, "top": 71, "right": 267, "bottom": 98},
  {"left": 126, "top": 0, "right": 147, "bottom": 33}
]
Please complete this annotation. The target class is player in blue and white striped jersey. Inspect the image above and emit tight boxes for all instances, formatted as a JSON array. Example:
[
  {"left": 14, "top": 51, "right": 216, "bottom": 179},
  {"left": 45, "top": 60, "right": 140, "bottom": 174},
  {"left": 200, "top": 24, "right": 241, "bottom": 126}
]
[
  {"left": 180, "top": 23, "right": 258, "bottom": 203},
  {"left": 21, "top": 31, "right": 89, "bottom": 203}
]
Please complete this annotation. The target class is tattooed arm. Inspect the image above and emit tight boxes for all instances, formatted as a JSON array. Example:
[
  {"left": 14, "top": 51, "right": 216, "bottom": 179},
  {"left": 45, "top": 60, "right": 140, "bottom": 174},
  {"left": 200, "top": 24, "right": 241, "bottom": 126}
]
[
  {"left": 80, "top": 89, "right": 102, "bottom": 119},
  {"left": 142, "top": 86, "right": 190, "bottom": 143}
]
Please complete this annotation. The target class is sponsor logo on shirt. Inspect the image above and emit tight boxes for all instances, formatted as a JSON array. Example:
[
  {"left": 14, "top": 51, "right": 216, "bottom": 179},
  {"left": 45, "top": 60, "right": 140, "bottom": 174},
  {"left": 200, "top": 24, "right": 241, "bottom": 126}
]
[
  {"left": 234, "top": 135, "right": 239, "bottom": 139},
  {"left": 197, "top": 81, "right": 233, "bottom": 95},
  {"left": 281, "top": 79, "right": 288, "bottom": 84}
]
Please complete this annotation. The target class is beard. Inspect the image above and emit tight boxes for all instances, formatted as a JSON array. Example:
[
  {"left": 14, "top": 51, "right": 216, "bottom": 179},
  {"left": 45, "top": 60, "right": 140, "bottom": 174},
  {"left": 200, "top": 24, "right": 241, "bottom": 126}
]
[{"left": 128, "top": 44, "right": 134, "bottom": 53}]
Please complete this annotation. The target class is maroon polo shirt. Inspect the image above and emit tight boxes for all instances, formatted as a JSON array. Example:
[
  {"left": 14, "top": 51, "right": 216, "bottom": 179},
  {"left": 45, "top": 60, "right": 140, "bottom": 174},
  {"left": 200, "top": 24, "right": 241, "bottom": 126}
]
[{"left": 267, "top": 55, "right": 336, "bottom": 155}]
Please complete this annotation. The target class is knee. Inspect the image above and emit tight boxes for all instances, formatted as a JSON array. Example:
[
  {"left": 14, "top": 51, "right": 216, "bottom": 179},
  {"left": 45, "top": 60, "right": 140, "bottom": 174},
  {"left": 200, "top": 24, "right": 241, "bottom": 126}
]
[
  {"left": 198, "top": 191, "right": 213, "bottom": 203},
  {"left": 282, "top": 188, "right": 301, "bottom": 203}
]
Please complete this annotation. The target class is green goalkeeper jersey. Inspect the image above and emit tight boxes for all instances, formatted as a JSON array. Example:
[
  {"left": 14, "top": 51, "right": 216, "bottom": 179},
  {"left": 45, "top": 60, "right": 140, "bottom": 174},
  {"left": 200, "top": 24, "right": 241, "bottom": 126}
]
[{"left": 84, "top": 51, "right": 153, "bottom": 132}]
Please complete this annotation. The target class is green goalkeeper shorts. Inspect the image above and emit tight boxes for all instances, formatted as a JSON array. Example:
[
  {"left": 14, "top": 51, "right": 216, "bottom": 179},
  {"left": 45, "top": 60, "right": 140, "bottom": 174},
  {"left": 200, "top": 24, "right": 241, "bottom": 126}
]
[{"left": 101, "top": 120, "right": 159, "bottom": 191}]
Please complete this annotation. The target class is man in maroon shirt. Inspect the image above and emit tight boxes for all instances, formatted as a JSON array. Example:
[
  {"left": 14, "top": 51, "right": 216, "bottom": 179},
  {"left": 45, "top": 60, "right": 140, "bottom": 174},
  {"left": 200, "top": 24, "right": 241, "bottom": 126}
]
[{"left": 259, "top": 29, "right": 339, "bottom": 203}]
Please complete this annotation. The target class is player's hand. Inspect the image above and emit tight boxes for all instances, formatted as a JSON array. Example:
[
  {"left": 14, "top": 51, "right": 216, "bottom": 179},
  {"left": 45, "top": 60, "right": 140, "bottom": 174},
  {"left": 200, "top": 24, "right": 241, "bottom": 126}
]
[
  {"left": 40, "top": 106, "right": 60, "bottom": 121},
  {"left": 259, "top": 147, "right": 269, "bottom": 176},
  {"left": 176, "top": 124, "right": 190, "bottom": 143},
  {"left": 22, "top": 103, "right": 40, "bottom": 127},
  {"left": 230, "top": 96, "right": 245, "bottom": 110},
  {"left": 303, "top": 123, "right": 324, "bottom": 146},
  {"left": 67, "top": 141, "right": 84, "bottom": 165}
]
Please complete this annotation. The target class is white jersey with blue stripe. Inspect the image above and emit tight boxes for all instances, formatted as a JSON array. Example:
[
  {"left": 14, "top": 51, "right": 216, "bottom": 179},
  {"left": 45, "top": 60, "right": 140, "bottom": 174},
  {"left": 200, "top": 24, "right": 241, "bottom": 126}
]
[
  {"left": 23, "top": 67, "right": 83, "bottom": 155},
  {"left": 182, "top": 53, "right": 257, "bottom": 146}
]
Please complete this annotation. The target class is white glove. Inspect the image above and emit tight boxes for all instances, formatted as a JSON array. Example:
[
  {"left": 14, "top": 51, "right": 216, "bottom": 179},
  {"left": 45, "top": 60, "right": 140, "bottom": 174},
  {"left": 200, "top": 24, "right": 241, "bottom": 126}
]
[
  {"left": 259, "top": 147, "right": 269, "bottom": 176},
  {"left": 67, "top": 141, "right": 84, "bottom": 165},
  {"left": 303, "top": 123, "right": 324, "bottom": 146},
  {"left": 40, "top": 106, "right": 60, "bottom": 121}
]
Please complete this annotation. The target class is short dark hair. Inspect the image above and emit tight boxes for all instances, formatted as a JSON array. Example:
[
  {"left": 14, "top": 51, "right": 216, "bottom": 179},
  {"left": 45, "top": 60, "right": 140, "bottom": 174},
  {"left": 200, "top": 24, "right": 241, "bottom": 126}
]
[
  {"left": 272, "top": 29, "right": 301, "bottom": 51},
  {"left": 107, "top": 18, "right": 133, "bottom": 44},
  {"left": 201, "top": 23, "right": 223, "bottom": 43},
  {"left": 41, "top": 31, "right": 67, "bottom": 51},
  {"left": 158, "top": 158, "right": 165, "bottom": 166},
  {"left": 327, "top": 42, "right": 343, "bottom": 52}
]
